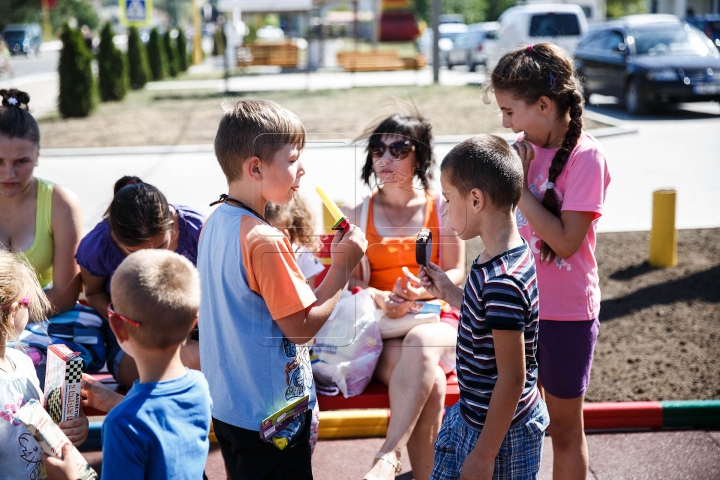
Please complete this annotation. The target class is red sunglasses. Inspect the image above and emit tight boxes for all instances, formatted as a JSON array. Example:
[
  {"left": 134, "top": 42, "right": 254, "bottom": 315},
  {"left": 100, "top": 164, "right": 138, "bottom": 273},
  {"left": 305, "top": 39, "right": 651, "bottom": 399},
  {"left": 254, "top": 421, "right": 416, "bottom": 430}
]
[
  {"left": 107, "top": 303, "right": 140, "bottom": 327},
  {"left": 369, "top": 140, "right": 415, "bottom": 160},
  {"left": 0, "top": 295, "right": 30, "bottom": 310}
]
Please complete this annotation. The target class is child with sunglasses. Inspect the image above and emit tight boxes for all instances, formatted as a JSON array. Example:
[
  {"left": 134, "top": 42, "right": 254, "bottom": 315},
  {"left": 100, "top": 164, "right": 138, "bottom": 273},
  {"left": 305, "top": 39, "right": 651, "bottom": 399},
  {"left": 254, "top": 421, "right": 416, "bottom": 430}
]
[
  {"left": 343, "top": 113, "right": 465, "bottom": 480},
  {"left": 43, "top": 249, "right": 212, "bottom": 480},
  {"left": 0, "top": 249, "right": 88, "bottom": 480}
]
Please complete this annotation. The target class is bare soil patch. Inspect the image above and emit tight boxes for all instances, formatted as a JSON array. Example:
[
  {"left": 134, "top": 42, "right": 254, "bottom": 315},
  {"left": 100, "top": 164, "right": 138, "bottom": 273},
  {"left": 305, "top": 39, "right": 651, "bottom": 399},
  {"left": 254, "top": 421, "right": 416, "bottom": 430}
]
[
  {"left": 467, "top": 228, "right": 720, "bottom": 403},
  {"left": 37, "top": 85, "right": 607, "bottom": 149}
]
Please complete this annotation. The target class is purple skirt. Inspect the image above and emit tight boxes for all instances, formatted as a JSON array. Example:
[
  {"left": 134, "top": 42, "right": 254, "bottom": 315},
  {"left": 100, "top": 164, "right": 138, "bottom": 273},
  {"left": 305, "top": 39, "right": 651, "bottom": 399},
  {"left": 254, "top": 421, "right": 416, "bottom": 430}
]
[{"left": 537, "top": 318, "right": 600, "bottom": 399}]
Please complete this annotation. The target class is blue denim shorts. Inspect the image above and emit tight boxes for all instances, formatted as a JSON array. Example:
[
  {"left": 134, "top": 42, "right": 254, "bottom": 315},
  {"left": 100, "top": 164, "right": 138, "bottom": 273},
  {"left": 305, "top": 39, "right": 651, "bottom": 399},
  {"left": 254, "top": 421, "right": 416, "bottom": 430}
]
[{"left": 431, "top": 398, "right": 549, "bottom": 480}]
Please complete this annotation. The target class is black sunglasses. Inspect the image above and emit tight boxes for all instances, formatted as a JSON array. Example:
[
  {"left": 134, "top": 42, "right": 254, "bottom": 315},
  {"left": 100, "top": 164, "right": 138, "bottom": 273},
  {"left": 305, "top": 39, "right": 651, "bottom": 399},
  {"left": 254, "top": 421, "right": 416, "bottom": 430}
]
[{"left": 369, "top": 140, "right": 416, "bottom": 160}]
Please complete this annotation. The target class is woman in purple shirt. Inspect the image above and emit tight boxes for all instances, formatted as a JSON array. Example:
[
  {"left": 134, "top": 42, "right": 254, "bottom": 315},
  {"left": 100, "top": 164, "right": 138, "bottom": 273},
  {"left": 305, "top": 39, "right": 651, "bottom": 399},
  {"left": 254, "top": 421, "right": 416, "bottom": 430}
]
[{"left": 76, "top": 176, "right": 204, "bottom": 387}]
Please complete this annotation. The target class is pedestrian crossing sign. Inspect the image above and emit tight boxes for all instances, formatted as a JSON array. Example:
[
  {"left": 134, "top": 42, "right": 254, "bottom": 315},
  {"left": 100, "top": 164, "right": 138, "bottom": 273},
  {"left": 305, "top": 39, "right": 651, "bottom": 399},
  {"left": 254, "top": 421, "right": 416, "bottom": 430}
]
[{"left": 120, "top": 0, "right": 153, "bottom": 26}]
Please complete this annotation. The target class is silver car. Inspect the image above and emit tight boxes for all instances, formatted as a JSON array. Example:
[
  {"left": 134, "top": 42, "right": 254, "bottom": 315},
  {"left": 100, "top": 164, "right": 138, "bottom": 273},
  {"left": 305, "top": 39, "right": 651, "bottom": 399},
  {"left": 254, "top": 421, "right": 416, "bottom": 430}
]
[{"left": 445, "top": 22, "right": 500, "bottom": 71}]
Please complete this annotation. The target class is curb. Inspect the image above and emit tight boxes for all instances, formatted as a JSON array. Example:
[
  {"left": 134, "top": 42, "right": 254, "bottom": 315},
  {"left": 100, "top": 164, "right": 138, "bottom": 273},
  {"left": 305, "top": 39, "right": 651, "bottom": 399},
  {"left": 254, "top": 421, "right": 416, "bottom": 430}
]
[{"left": 77, "top": 399, "right": 720, "bottom": 451}]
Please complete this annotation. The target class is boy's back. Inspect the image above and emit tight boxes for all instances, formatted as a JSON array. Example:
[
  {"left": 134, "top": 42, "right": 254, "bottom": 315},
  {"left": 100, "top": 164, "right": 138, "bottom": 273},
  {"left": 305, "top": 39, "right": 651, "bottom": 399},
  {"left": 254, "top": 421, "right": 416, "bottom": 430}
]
[
  {"left": 198, "top": 205, "right": 317, "bottom": 430},
  {"left": 101, "top": 370, "right": 211, "bottom": 480},
  {"left": 457, "top": 242, "right": 540, "bottom": 429}
]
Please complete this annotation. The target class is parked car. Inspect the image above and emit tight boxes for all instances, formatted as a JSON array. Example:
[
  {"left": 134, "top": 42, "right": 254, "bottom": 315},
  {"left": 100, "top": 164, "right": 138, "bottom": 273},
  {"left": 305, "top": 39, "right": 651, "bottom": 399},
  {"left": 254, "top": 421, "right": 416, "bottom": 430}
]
[
  {"left": 416, "top": 23, "right": 468, "bottom": 65},
  {"left": 574, "top": 14, "right": 720, "bottom": 114},
  {"left": 487, "top": 3, "right": 589, "bottom": 70},
  {"left": 1, "top": 23, "right": 42, "bottom": 56},
  {"left": 686, "top": 13, "right": 720, "bottom": 49},
  {"left": 446, "top": 22, "right": 500, "bottom": 71}
]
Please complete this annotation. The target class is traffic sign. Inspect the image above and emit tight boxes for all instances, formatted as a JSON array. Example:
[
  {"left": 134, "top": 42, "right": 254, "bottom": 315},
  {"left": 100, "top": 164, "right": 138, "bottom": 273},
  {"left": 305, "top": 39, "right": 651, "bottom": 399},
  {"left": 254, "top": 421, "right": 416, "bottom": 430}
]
[{"left": 120, "top": 0, "right": 153, "bottom": 27}]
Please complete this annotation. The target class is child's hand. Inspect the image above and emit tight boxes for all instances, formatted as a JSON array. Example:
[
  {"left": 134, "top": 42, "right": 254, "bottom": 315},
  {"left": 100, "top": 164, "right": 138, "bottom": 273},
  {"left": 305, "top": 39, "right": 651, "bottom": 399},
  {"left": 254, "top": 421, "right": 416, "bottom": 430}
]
[
  {"left": 81, "top": 373, "right": 124, "bottom": 413},
  {"left": 460, "top": 448, "right": 494, "bottom": 480},
  {"left": 418, "top": 262, "right": 453, "bottom": 301},
  {"left": 330, "top": 223, "right": 368, "bottom": 270},
  {"left": 58, "top": 410, "right": 88, "bottom": 447},
  {"left": 42, "top": 443, "right": 80, "bottom": 480},
  {"left": 512, "top": 140, "right": 535, "bottom": 183}
]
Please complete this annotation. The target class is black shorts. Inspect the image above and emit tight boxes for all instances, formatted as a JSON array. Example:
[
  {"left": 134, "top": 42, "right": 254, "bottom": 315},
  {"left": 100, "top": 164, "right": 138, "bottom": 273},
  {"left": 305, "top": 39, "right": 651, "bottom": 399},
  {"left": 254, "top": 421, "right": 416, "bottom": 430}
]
[{"left": 213, "top": 411, "right": 313, "bottom": 480}]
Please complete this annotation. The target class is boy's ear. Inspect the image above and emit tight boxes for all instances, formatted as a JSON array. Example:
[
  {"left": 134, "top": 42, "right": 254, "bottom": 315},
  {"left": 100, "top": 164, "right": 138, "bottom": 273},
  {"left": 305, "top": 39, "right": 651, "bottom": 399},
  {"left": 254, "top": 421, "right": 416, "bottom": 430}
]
[
  {"left": 244, "top": 156, "right": 263, "bottom": 182},
  {"left": 108, "top": 315, "right": 130, "bottom": 345},
  {"left": 470, "top": 188, "right": 485, "bottom": 213}
]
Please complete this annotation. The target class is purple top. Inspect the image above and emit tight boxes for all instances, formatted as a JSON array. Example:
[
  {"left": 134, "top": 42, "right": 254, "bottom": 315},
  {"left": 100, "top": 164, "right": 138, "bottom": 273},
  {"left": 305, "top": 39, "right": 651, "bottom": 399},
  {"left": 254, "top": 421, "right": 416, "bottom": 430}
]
[{"left": 76, "top": 205, "right": 205, "bottom": 294}]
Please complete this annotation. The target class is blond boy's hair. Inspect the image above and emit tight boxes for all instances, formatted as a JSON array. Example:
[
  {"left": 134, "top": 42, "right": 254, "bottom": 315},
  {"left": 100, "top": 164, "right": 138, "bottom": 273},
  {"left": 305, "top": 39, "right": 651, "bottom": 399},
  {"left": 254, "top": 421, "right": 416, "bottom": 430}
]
[
  {"left": 110, "top": 250, "right": 200, "bottom": 350},
  {"left": 214, "top": 99, "right": 306, "bottom": 182},
  {"left": 0, "top": 249, "right": 52, "bottom": 345}
]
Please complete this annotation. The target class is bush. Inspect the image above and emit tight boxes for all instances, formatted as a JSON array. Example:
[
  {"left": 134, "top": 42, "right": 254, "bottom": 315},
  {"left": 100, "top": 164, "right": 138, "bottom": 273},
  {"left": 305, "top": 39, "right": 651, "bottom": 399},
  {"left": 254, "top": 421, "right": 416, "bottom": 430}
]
[
  {"left": 127, "top": 26, "right": 151, "bottom": 89},
  {"left": 163, "top": 31, "right": 178, "bottom": 77},
  {"left": 176, "top": 28, "right": 189, "bottom": 72},
  {"left": 147, "top": 28, "right": 167, "bottom": 80},
  {"left": 212, "top": 26, "right": 226, "bottom": 56},
  {"left": 58, "top": 24, "right": 96, "bottom": 118},
  {"left": 97, "top": 23, "right": 128, "bottom": 102}
]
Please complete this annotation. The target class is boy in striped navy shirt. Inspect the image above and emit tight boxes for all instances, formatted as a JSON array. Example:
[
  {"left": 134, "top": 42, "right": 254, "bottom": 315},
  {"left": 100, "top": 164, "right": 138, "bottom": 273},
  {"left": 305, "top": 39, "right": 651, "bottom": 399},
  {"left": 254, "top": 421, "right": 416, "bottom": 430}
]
[{"left": 420, "top": 135, "right": 548, "bottom": 480}]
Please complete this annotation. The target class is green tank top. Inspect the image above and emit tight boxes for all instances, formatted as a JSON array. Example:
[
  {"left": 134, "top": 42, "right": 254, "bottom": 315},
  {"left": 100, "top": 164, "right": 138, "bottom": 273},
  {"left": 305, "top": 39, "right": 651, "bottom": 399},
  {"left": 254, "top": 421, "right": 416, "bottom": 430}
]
[{"left": 23, "top": 178, "right": 54, "bottom": 288}]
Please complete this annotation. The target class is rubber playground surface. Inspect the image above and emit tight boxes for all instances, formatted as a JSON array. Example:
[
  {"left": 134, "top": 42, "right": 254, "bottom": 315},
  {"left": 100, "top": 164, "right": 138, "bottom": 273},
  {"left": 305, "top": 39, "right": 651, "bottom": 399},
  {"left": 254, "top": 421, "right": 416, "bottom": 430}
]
[{"left": 79, "top": 428, "right": 720, "bottom": 479}]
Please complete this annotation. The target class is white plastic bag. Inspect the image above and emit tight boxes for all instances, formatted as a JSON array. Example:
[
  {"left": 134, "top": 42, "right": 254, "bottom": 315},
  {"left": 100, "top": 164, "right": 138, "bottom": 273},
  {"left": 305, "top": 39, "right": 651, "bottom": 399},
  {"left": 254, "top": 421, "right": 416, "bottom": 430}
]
[{"left": 312, "top": 290, "right": 383, "bottom": 398}]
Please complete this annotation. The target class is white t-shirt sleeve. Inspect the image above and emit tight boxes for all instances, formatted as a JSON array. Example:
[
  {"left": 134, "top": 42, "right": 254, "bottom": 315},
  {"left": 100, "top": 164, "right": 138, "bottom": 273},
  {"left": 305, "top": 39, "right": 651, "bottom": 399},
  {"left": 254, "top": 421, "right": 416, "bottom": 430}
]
[{"left": 293, "top": 245, "right": 326, "bottom": 279}]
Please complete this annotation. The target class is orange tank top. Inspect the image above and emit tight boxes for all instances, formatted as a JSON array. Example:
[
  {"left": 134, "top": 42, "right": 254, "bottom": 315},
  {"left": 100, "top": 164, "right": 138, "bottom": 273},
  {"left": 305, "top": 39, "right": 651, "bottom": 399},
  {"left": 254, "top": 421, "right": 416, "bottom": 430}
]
[{"left": 365, "top": 192, "right": 441, "bottom": 292}]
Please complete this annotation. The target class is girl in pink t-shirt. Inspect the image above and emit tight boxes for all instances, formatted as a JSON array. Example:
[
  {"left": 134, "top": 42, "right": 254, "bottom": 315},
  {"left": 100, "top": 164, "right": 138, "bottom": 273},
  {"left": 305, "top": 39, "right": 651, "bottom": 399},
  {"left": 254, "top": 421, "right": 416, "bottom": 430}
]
[{"left": 488, "top": 43, "right": 611, "bottom": 479}]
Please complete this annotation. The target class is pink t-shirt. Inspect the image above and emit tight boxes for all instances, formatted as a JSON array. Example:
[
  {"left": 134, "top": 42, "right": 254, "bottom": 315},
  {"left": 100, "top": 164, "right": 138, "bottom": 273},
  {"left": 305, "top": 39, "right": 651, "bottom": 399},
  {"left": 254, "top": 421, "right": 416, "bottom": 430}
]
[{"left": 516, "top": 132, "right": 611, "bottom": 321}]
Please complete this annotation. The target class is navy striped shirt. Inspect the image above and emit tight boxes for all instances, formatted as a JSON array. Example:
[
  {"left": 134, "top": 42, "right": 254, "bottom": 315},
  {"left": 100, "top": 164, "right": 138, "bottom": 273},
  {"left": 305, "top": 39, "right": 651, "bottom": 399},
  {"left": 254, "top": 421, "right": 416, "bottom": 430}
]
[{"left": 457, "top": 241, "right": 540, "bottom": 431}]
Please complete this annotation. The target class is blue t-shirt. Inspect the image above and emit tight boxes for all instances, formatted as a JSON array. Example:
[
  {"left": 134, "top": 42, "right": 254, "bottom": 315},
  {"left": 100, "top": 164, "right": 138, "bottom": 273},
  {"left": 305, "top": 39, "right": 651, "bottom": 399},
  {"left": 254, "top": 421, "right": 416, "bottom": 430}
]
[
  {"left": 101, "top": 370, "right": 212, "bottom": 480},
  {"left": 76, "top": 205, "right": 204, "bottom": 294},
  {"left": 197, "top": 204, "right": 317, "bottom": 431}
]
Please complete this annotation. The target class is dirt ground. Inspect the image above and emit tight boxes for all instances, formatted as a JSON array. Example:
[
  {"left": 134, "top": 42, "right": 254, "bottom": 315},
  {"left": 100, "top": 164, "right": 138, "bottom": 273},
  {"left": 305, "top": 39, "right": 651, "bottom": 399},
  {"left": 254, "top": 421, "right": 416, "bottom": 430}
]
[
  {"left": 467, "top": 227, "right": 720, "bottom": 403},
  {"left": 37, "top": 85, "right": 606, "bottom": 149}
]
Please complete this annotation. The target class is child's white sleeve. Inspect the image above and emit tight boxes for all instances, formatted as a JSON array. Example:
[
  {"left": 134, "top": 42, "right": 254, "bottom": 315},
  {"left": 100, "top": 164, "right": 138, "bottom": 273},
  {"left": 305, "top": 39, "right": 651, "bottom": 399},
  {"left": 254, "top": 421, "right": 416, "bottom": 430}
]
[{"left": 294, "top": 245, "right": 326, "bottom": 279}]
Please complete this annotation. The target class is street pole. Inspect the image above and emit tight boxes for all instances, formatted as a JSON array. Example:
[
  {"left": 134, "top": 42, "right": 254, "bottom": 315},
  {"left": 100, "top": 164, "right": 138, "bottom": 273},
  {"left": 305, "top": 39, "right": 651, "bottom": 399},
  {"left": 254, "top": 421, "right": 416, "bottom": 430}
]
[
  {"left": 192, "top": 0, "right": 202, "bottom": 65},
  {"left": 41, "top": 0, "right": 52, "bottom": 42},
  {"left": 432, "top": 0, "right": 440, "bottom": 83}
]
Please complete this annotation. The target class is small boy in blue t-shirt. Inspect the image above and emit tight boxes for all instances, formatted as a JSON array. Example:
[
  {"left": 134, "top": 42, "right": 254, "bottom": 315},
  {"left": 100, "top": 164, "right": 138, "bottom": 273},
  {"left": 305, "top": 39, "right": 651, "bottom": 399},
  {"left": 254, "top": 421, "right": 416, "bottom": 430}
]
[
  {"left": 420, "top": 135, "right": 549, "bottom": 480},
  {"left": 198, "top": 99, "right": 367, "bottom": 479},
  {"left": 43, "top": 250, "right": 212, "bottom": 480}
]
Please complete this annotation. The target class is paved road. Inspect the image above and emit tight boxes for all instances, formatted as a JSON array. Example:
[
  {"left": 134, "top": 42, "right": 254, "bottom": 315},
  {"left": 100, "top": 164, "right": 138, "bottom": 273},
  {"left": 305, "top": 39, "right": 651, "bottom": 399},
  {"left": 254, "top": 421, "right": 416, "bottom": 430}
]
[{"left": 4, "top": 48, "right": 59, "bottom": 79}]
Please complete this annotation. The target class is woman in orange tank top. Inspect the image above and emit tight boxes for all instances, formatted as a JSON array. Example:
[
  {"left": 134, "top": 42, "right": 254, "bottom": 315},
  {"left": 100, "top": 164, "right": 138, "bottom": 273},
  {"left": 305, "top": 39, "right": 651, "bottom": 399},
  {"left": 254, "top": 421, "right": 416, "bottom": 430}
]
[{"left": 344, "top": 113, "right": 465, "bottom": 480}]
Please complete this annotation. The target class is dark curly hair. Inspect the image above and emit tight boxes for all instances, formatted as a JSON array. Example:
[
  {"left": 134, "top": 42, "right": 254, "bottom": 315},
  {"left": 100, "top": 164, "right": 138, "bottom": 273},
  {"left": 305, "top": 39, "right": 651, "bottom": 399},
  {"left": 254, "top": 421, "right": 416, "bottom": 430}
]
[
  {"left": 485, "top": 43, "right": 584, "bottom": 262},
  {"left": 104, "top": 176, "right": 174, "bottom": 247},
  {"left": 357, "top": 113, "right": 434, "bottom": 190},
  {"left": 0, "top": 89, "right": 40, "bottom": 146}
]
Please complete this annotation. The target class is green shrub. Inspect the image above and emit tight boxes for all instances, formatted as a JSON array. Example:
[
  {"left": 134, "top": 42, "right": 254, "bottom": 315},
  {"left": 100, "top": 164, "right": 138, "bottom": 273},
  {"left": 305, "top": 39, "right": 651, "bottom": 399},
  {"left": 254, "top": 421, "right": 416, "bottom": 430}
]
[
  {"left": 212, "top": 26, "right": 226, "bottom": 56},
  {"left": 147, "top": 28, "right": 167, "bottom": 80},
  {"left": 176, "top": 28, "right": 189, "bottom": 72},
  {"left": 58, "top": 24, "right": 96, "bottom": 118},
  {"left": 97, "top": 23, "right": 128, "bottom": 102},
  {"left": 127, "top": 26, "right": 151, "bottom": 89},
  {"left": 163, "top": 31, "right": 178, "bottom": 77}
]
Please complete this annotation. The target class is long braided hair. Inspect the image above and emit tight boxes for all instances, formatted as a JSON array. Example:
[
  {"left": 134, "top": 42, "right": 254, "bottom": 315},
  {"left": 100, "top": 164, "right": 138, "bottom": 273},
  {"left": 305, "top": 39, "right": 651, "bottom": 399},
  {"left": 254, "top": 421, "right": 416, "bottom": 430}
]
[{"left": 487, "top": 43, "right": 584, "bottom": 261}]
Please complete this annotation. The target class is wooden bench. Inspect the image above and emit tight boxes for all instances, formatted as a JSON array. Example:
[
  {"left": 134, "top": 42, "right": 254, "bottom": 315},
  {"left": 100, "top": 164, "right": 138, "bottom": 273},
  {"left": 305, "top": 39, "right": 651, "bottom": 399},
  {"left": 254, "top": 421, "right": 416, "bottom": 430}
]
[
  {"left": 236, "top": 42, "right": 299, "bottom": 69},
  {"left": 336, "top": 51, "right": 426, "bottom": 72}
]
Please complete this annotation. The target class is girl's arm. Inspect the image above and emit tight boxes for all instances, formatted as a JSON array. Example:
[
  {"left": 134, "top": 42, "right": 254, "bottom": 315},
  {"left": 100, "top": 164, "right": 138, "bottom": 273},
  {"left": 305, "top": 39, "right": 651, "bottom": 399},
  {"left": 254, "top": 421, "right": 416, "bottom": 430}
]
[
  {"left": 80, "top": 267, "right": 111, "bottom": 319},
  {"left": 460, "top": 329, "right": 526, "bottom": 480},
  {"left": 45, "top": 186, "right": 83, "bottom": 314},
  {"left": 518, "top": 191, "right": 595, "bottom": 260}
]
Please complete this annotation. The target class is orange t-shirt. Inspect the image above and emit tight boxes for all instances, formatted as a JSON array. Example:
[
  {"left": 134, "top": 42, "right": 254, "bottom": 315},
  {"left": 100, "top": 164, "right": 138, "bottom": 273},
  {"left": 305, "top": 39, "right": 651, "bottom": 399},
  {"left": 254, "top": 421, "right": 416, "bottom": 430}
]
[{"left": 365, "top": 192, "right": 441, "bottom": 292}]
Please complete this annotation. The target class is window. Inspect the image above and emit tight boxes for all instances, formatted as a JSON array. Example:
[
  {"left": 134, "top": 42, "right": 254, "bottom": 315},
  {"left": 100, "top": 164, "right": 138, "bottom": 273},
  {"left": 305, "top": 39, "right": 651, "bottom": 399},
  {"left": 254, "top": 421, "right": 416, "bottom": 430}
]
[
  {"left": 601, "top": 31, "right": 626, "bottom": 53},
  {"left": 529, "top": 14, "right": 581, "bottom": 37}
]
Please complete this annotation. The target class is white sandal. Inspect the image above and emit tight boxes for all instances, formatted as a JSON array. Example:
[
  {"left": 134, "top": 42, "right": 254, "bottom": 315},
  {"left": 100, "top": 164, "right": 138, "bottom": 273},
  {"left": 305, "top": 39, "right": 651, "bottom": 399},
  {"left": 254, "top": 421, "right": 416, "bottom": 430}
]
[{"left": 362, "top": 451, "right": 401, "bottom": 480}]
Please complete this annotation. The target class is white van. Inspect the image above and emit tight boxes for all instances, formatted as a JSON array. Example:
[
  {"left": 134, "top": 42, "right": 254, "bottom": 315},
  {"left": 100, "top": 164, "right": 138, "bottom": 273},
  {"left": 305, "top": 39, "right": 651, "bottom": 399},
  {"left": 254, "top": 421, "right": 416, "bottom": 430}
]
[{"left": 486, "top": 4, "right": 589, "bottom": 70}]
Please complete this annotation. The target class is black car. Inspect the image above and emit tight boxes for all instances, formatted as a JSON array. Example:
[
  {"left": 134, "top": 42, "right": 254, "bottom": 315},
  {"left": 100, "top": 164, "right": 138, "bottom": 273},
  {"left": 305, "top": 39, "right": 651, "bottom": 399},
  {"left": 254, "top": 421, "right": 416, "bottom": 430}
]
[
  {"left": 686, "top": 13, "right": 720, "bottom": 49},
  {"left": 574, "top": 14, "right": 720, "bottom": 114}
]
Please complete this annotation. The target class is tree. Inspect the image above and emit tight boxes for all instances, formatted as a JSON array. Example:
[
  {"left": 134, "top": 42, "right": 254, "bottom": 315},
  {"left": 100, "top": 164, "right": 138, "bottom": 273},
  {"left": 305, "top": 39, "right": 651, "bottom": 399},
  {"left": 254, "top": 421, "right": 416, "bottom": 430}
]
[
  {"left": 163, "top": 31, "right": 178, "bottom": 77},
  {"left": 97, "top": 22, "right": 128, "bottom": 101},
  {"left": 607, "top": 0, "right": 646, "bottom": 18},
  {"left": 127, "top": 26, "right": 151, "bottom": 89},
  {"left": 442, "top": 0, "right": 487, "bottom": 24},
  {"left": 484, "top": 0, "right": 516, "bottom": 22},
  {"left": 50, "top": 0, "right": 100, "bottom": 33},
  {"left": 176, "top": 28, "right": 189, "bottom": 72},
  {"left": 58, "top": 24, "right": 96, "bottom": 117},
  {"left": 147, "top": 28, "right": 167, "bottom": 81}
]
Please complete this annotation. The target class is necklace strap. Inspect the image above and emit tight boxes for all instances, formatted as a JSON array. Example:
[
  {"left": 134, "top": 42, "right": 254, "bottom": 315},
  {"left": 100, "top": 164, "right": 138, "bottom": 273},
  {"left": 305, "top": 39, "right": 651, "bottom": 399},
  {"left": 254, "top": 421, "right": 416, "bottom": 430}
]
[{"left": 210, "top": 194, "right": 269, "bottom": 224}]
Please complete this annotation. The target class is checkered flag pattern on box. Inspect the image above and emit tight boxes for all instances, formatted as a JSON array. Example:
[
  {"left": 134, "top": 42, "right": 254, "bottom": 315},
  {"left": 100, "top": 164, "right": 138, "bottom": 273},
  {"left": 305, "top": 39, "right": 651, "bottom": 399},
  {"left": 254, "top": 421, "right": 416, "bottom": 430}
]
[{"left": 44, "top": 344, "right": 83, "bottom": 423}]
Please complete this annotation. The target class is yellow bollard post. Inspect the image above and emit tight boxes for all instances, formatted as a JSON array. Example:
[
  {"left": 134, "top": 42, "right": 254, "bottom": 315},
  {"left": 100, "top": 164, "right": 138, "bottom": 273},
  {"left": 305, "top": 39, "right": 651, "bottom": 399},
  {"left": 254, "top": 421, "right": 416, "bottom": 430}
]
[
  {"left": 648, "top": 189, "right": 677, "bottom": 267},
  {"left": 41, "top": 0, "right": 53, "bottom": 42},
  {"left": 192, "top": 0, "right": 202, "bottom": 66}
]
